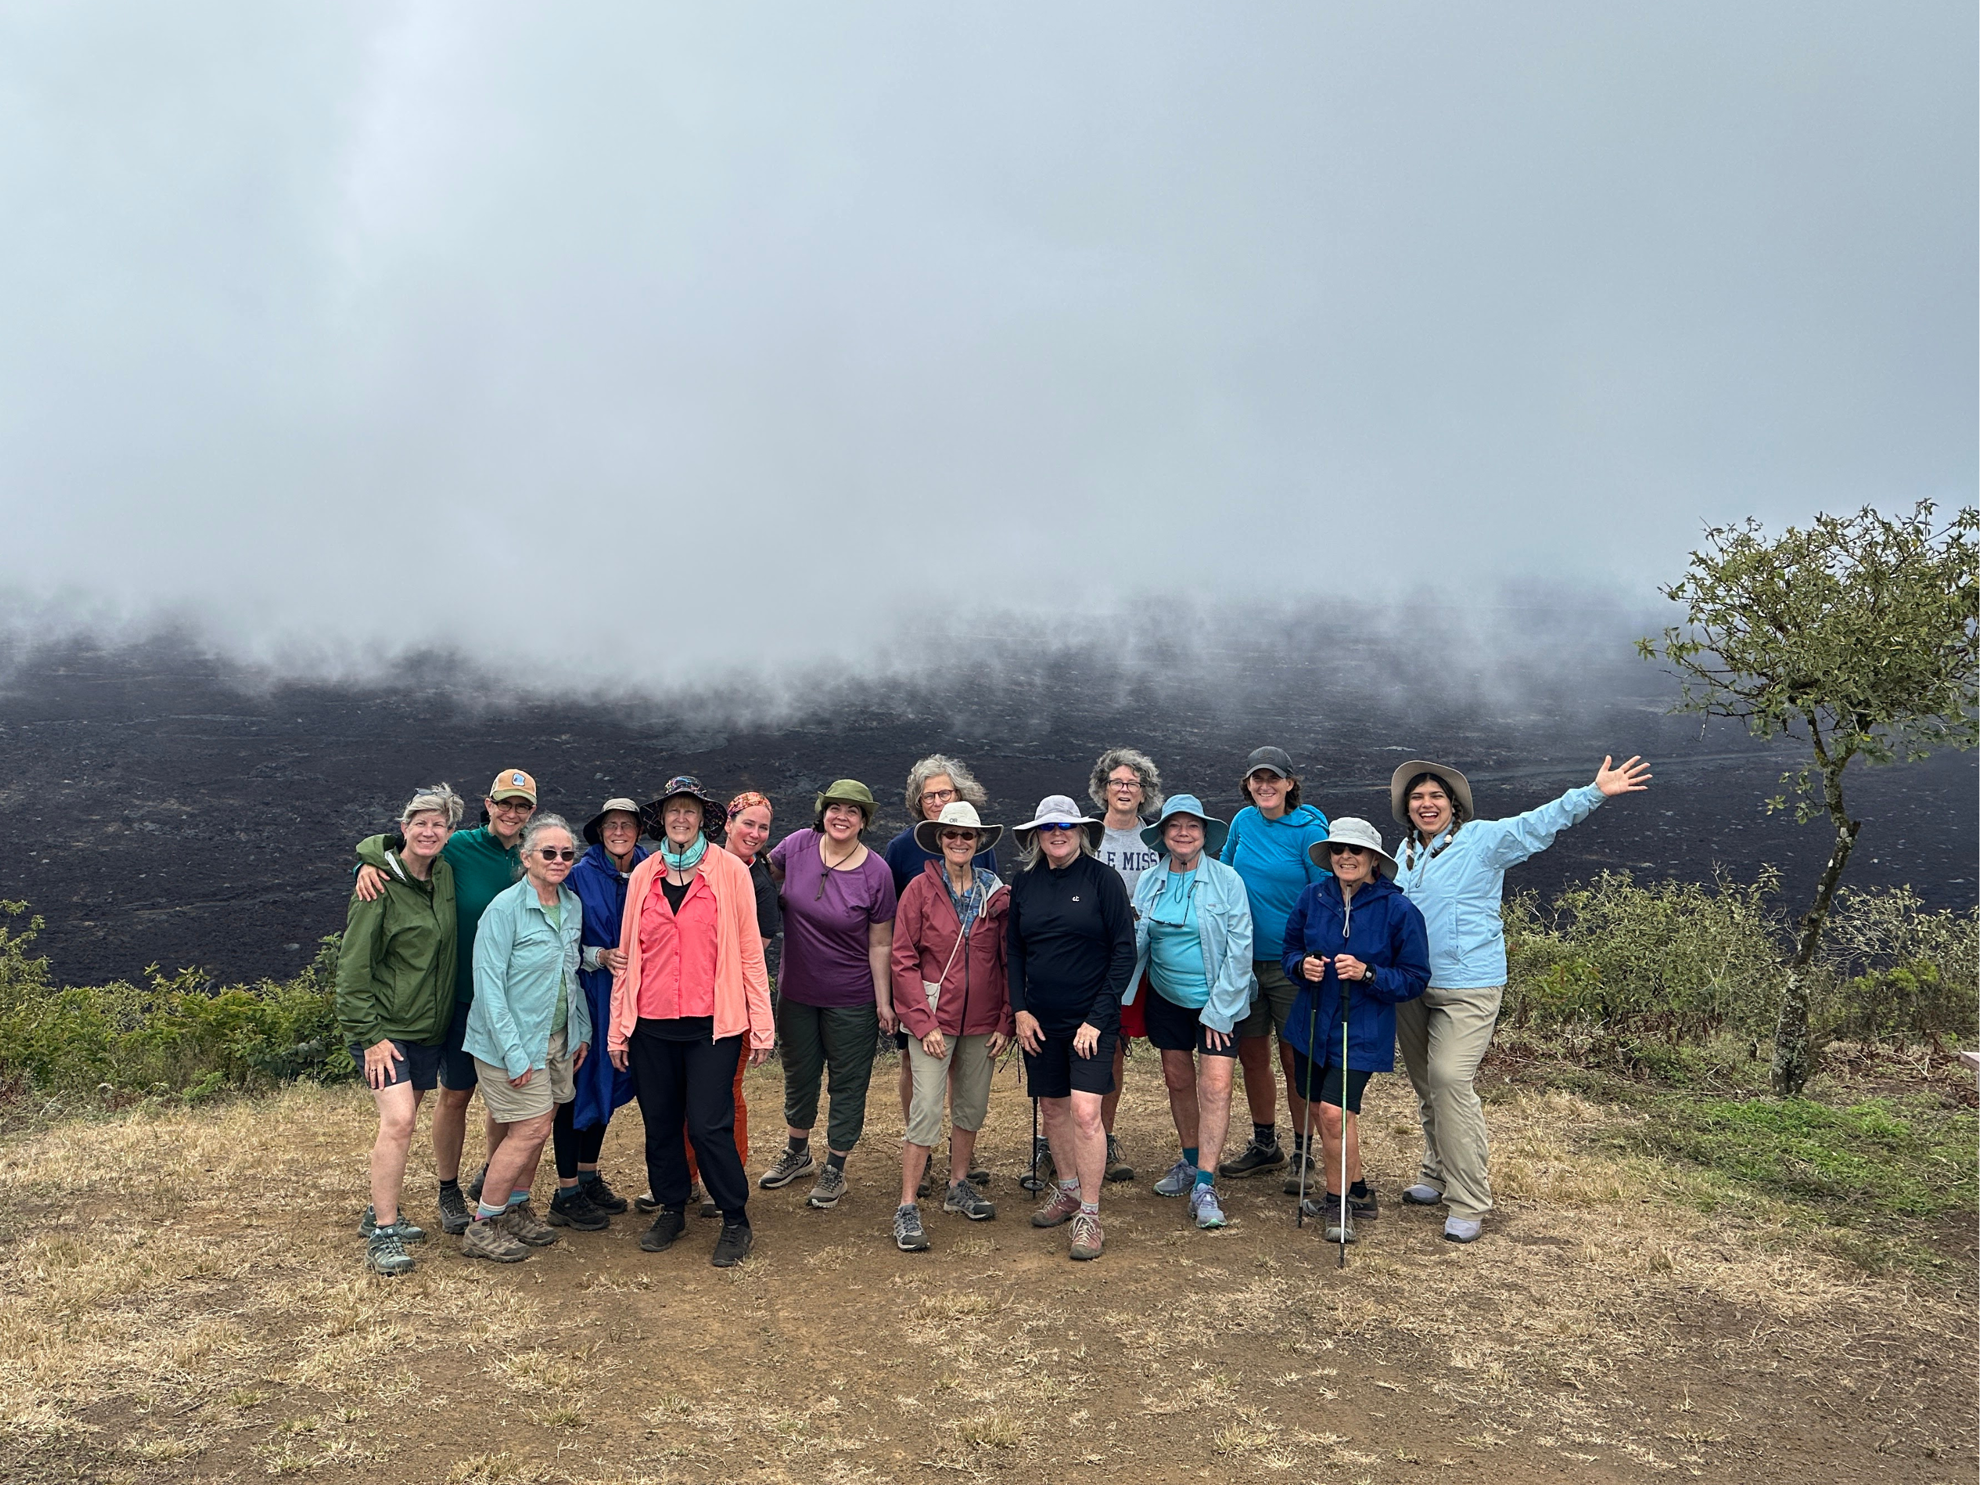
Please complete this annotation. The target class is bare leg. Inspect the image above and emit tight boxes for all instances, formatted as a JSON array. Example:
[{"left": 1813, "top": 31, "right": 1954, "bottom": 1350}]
[
  {"left": 1345, "top": 1110, "right": 1363, "bottom": 1186},
  {"left": 1066, "top": 1092, "right": 1106, "bottom": 1205},
  {"left": 1236, "top": 1036, "right": 1276, "bottom": 1126},
  {"left": 948, "top": 1125, "right": 979, "bottom": 1187},
  {"left": 1160, "top": 1049, "right": 1199, "bottom": 1151},
  {"left": 1277, "top": 1038, "right": 1307, "bottom": 1140},
  {"left": 369, "top": 1084, "right": 422, "bottom": 1226},
  {"left": 1194, "top": 1057, "right": 1234, "bottom": 1175},
  {"left": 1316, "top": 1102, "right": 1348, "bottom": 1195},
  {"left": 901, "top": 1142, "right": 932, "bottom": 1207},
  {"left": 432, "top": 1085, "right": 472, "bottom": 1182},
  {"left": 1100, "top": 1041, "right": 1126, "bottom": 1133},
  {"left": 482, "top": 1110, "right": 555, "bottom": 1206}
]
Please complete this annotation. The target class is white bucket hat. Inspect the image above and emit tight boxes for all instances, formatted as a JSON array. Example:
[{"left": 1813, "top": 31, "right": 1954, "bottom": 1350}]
[
  {"left": 1012, "top": 794, "right": 1105, "bottom": 851},
  {"left": 1306, "top": 816, "right": 1400, "bottom": 878},
  {"left": 913, "top": 800, "right": 1005, "bottom": 856}
]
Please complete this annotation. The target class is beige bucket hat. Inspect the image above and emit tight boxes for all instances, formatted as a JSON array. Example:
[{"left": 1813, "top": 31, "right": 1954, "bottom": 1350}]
[
  {"left": 913, "top": 800, "right": 1005, "bottom": 855},
  {"left": 1389, "top": 760, "right": 1473, "bottom": 826}
]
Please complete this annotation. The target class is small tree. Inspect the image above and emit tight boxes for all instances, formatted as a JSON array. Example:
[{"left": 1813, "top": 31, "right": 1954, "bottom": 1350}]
[{"left": 1639, "top": 500, "right": 1979, "bottom": 1095}]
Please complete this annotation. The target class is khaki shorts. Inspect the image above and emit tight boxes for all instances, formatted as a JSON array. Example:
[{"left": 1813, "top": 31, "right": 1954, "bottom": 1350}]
[
  {"left": 474, "top": 1030, "right": 574, "bottom": 1124},
  {"left": 904, "top": 1032, "right": 997, "bottom": 1148},
  {"left": 1236, "top": 958, "right": 1298, "bottom": 1039}
]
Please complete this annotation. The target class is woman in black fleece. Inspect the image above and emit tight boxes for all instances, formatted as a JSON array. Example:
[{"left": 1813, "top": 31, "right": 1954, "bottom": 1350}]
[{"left": 1007, "top": 795, "right": 1136, "bottom": 1261}]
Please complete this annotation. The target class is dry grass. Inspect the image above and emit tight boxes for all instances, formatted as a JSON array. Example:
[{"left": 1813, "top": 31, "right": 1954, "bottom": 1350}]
[{"left": 0, "top": 1058, "right": 1971, "bottom": 1483}]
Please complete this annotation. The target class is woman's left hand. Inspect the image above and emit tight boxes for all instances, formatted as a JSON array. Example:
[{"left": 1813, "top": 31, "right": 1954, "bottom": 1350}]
[
  {"left": 1202, "top": 1026, "right": 1232, "bottom": 1052},
  {"left": 921, "top": 1029, "right": 947, "bottom": 1059},
  {"left": 748, "top": 1046, "right": 771, "bottom": 1068},
  {"left": 1333, "top": 954, "right": 1370, "bottom": 982},
  {"left": 572, "top": 1041, "right": 588, "bottom": 1070},
  {"left": 876, "top": 1001, "right": 899, "bottom": 1036},
  {"left": 1594, "top": 754, "right": 1652, "bottom": 797},
  {"left": 1072, "top": 1021, "right": 1101, "bottom": 1058},
  {"left": 985, "top": 1032, "right": 1010, "bottom": 1058}
]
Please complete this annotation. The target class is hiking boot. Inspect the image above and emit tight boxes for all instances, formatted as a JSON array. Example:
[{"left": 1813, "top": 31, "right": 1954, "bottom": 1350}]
[
  {"left": 499, "top": 1202, "right": 558, "bottom": 1247},
  {"left": 461, "top": 1216, "right": 529, "bottom": 1263},
  {"left": 364, "top": 1225, "right": 417, "bottom": 1276},
  {"left": 634, "top": 1191, "right": 661, "bottom": 1213},
  {"left": 359, "top": 1206, "right": 427, "bottom": 1243},
  {"left": 1281, "top": 1149, "right": 1313, "bottom": 1196},
  {"left": 1104, "top": 1135, "right": 1134, "bottom": 1183},
  {"left": 1189, "top": 1183, "right": 1229, "bottom": 1230},
  {"left": 916, "top": 1166, "right": 934, "bottom": 1199},
  {"left": 969, "top": 1167, "right": 991, "bottom": 1187},
  {"left": 1068, "top": 1209, "right": 1104, "bottom": 1260},
  {"left": 640, "top": 1206, "right": 687, "bottom": 1251},
  {"left": 943, "top": 1179, "right": 996, "bottom": 1222},
  {"left": 894, "top": 1204, "right": 931, "bottom": 1252},
  {"left": 1316, "top": 1196, "right": 1356, "bottom": 1244},
  {"left": 1019, "top": 1137, "right": 1056, "bottom": 1192},
  {"left": 1443, "top": 1216, "right": 1483, "bottom": 1244},
  {"left": 547, "top": 1188, "right": 610, "bottom": 1232},
  {"left": 582, "top": 1176, "right": 629, "bottom": 1214},
  {"left": 711, "top": 1220, "right": 754, "bottom": 1268},
  {"left": 759, "top": 1147, "right": 815, "bottom": 1190},
  {"left": 436, "top": 1183, "right": 472, "bottom": 1235},
  {"left": 1402, "top": 1183, "right": 1443, "bottom": 1206},
  {"left": 1220, "top": 1138, "right": 1286, "bottom": 1178},
  {"left": 1031, "top": 1183, "right": 1081, "bottom": 1228},
  {"left": 1349, "top": 1187, "right": 1380, "bottom": 1220},
  {"left": 806, "top": 1165, "right": 847, "bottom": 1210},
  {"left": 1152, "top": 1158, "right": 1198, "bottom": 1198},
  {"left": 699, "top": 1198, "right": 720, "bottom": 1218},
  {"left": 466, "top": 1164, "right": 487, "bottom": 1205}
]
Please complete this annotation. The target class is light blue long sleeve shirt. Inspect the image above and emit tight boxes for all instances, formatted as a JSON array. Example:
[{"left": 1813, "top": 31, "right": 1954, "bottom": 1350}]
[
  {"left": 465, "top": 879, "right": 590, "bottom": 1079},
  {"left": 1126, "top": 855, "right": 1256, "bottom": 1034},
  {"left": 1392, "top": 784, "right": 1604, "bottom": 989}
]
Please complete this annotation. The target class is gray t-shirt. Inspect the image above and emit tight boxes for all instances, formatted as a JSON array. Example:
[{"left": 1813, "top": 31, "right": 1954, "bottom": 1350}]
[{"left": 1099, "top": 825, "right": 1160, "bottom": 895}]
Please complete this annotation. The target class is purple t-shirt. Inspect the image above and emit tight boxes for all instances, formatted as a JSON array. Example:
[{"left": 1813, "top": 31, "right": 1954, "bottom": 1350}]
[{"left": 770, "top": 829, "right": 899, "bottom": 1008}]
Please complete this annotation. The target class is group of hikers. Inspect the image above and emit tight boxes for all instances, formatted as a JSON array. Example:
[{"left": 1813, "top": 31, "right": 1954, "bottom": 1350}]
[{"left": 334, "top": 746, "right": 1651, "bottom": 1274}]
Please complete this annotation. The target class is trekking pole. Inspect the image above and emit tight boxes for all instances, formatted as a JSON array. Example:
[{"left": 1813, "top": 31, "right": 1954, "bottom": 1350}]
[
  {"left": 1338, "top": 976, "right": 1350, "bottom": 1270},
  {"left": 1020, "top": 1095, "right": 1045, "bottom": 1193},
  {"left": 1294, "top": 987, "right": 1319, "bottom": 1227}
]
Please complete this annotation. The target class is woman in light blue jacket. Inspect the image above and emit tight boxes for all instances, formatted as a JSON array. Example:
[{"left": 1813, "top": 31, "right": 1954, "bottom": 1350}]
[
  {"left": 461, "top": 814, "right": 592, "bottom": 1262},
  {"left": 1389, "top": 756, "right": 1650, "bottom": 1243},
  {"left": 1123, "top": 794, "right": 1254, "bottom": 1231}
]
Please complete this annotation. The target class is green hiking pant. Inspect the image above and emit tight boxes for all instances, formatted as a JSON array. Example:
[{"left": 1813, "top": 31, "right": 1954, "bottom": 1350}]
[{"left": 777, "top": 999, "right": 880, "bottom": 1154}]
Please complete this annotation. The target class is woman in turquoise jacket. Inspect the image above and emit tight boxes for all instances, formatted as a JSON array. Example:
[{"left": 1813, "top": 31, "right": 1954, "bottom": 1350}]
[
  {"left": 1124, "top": 794, "right": 1254, "bottom": 1231},
  {"left": 1389, "top": 755, "right": 1651, "bottom": 1243}
]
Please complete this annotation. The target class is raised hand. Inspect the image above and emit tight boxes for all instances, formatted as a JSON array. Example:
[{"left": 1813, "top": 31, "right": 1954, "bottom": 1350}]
[{"left": 1594, "top": 755, "right": 1653, "bottom": 797}]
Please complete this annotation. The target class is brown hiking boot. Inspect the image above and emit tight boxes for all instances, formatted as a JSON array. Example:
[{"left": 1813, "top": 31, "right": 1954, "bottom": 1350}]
[
  {"left": 499, "top": 1202, "right": 558, "bottom": 1247},
  {"left": 1069, "top": 1210, "right": 1104, "bottom": 1260},
  {"left": 1030, "top": 1183, "right": 1081, "bottom": 1228},
  {"left": 461, "top": 1216, "right": 529, "bottom": 1263}
]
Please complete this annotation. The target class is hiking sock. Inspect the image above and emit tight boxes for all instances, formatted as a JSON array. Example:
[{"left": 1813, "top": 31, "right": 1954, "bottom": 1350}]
[
  {"left": 1079, "top": 1201, "right": 1100, "bottom": 1216},
  {"left": 505, "top": 1189, "right": 530, "bottom": 1210},
  {"left": 1060, "top": 1177, "right": 1080, "bottom": 1194},
  {"left": 1290, "top": 1133, "right": 1306, "bottom": 1155},
  {"left": 785, "top": 1135, "right": 810, "bottom": 1157},
  {"left": 475, "top": 1202, "right": 506, "bottom": 1222},
  {"left": 439, "top": 1177, "right": 461, "bottom": 1192},
  {"left": 1254, "top": 1122, "right": 1276, "bottom": 1146},
  {"left": 577, "top": 1170, "right": 602, "bottom": 1187},
  {"left": 1350, "top": 1180, "right": 1370, "bottom": 1199},
  {"left": 1182, "top": 1146, "right": 1200, "bottom": 1168},
  {"left": 826, "top": 1151, "right": 848, "bottom": 1173},
  {"left": 1194, "top": 1168, "right": 1216, "bottom": 1188}
]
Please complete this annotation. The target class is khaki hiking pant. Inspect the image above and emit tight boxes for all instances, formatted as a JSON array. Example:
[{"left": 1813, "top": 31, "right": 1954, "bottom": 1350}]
[{"left": 1394, "top": 984, "right": 1501, "bottom": 1222}]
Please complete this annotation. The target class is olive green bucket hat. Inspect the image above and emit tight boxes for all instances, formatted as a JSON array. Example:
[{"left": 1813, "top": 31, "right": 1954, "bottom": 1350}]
[{"left": 813, "top": 778, "right": 878, "bottom": 829}]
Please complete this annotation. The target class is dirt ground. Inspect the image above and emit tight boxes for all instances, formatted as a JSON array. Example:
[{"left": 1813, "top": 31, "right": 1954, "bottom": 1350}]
[{"left": 1, "top": 1054, "right": 1973, "bottom": 1485}]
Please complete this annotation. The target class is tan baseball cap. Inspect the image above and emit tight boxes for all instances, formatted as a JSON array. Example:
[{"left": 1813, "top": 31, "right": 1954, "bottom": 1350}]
[{"left": 489, "top": 768, "right": 538, "bottom": 804}]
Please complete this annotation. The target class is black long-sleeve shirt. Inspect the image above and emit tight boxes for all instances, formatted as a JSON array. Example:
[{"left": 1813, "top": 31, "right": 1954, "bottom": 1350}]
[{"left": 1006, "top": 852, "right": 1135, "bottom": 1034}]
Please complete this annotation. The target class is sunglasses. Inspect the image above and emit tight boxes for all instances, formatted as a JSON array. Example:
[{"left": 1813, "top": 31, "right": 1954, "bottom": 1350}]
[
  {"left": 1037, "top": 822, "right": 1080, "bottom": 833},
  {"left": 939, "top": 829, "right": 980, "bottom": 843},
  {"left": 1326, "top": 843, "right": 1368, "bottom": 857},
  {"left": 535, "top": 847, "right": 577, "bottom": 862}
]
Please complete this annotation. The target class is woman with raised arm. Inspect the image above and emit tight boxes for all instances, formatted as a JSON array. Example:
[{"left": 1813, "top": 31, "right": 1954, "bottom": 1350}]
[{"left": 1389, "top": 755, "right": 1651, "bottom": 1242}]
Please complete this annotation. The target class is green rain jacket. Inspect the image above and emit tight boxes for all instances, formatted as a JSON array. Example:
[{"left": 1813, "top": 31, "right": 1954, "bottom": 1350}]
[
  {"left": 335, "top": 848, "right": 458, "bottom": 1049},
  {"left": 358, "top": 826, "right": 521, "bottom": 1003}
]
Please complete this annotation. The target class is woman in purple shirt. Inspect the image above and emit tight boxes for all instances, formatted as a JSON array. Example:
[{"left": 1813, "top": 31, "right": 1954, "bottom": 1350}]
[{"left": 758, "top": 779, "right": 899, "bottom": 1212}]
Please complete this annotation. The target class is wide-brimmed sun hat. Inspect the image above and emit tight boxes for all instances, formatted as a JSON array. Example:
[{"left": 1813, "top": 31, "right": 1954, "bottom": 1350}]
[
  {"left": 1012, "top": 794, "right": 1104, "bottom": 851},
  {"left": 1307, "top": 816, "right": 1399, "bottom": 878},
  {"left": 814, "top": 778, "right": 878, "bottom": 828},
  {"left": 644, "top": 776, "right": 727, "bottom": 841},
  {"left": 914, "top": 800, "right": 1005, "bottom": 856},
  {"left": 1389, "top": 760, "right": 1474, "bottom": 826},
  {"left": 582, "top": 797, "right": 643, "bottom": 845},
  {"left": 1140, "top": 793, "right": 1229, "bottom": 857}
]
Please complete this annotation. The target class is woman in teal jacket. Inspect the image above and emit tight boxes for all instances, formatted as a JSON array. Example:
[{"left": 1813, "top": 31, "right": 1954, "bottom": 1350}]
[
  {"left": 1389, "top": 755, "right": 1650, "bottom": 1243},
  {"left": 1125, "top": 794, "right": 1254, "bottom": 1231}
]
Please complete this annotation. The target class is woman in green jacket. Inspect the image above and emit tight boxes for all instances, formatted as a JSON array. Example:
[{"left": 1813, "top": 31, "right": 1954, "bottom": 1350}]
[{"left": 336, "top": 784, "right": 463, "bottom": 1276}]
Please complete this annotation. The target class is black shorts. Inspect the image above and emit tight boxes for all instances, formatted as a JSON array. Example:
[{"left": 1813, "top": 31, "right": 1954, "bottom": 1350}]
[
  {"left": 1023, "top": 1027, "right": 1118, "bottom": 1099},
  {"left": 347, "top": 1036, "right": 445, "bottom": 1092},
  {"left": 1288, "top": 1046, "right": 1372, "bottom": 1114},
  {"left": 1141, "top": 988, "right": 1239, "bottom": 1058},
  {"left": 438, "top": 1000, "right": 478, "bottom": 1091}
]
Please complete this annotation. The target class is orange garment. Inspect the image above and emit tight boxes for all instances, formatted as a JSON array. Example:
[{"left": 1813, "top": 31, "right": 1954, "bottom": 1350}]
[
  {"left": 634, "top": 872, "right": 719, "bottom": 1020},
  {"left": 687, "top": 1057, "right": 750, "bottom": 1181},
  {"left": 610, "top": 846, "right": 772, "bottom": 1054}
]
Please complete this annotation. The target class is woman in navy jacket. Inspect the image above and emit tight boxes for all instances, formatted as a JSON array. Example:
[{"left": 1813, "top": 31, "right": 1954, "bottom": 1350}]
[{"left": 1281, "top": 817, "right": 1429, "bottom": 1244}]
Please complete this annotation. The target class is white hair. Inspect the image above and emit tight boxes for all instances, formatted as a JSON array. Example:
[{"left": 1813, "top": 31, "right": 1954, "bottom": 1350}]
[{"left": 400, "top": 783, "right": 464, "bottom": 829}]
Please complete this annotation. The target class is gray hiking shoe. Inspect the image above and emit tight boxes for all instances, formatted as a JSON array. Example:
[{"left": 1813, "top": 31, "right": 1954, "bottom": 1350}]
[
  {"left": 359, "top": 1206, "right": 427, "bottom": 1243},
  {"left": 1189, "top": 1183, "right": 1229, "bottom": 1229},
  {"left": 1281, "top": 1149, "right": 1313, "bottom": 1196},
  {"left": 916, "top": 1166, "right": 934, "bottom": 1199},
  {"left": 1321, "top": 1198, "right": 1356, "bottom": 1244},
  {"left": 894, "top": 1203, "right": 931, "bottom": 1251},
  {"left": 461, "top": 1216, "right": 529, "bottom": 1263},
  {"left": 759, "top": 1147, "right": 815, "bottom": 1190},
  {"left": 943, "top": 1179, "right": 996, "bottom": 1221},
  {"left": 499, "top": 1202, "right": 558, "bottom": 1247},
  {"left": 1219, "top": 1138, "right": 1286, "bottom": 1178},
  {"left": 1068, "top": 1209, "right": 1104, "bottom": 1260},
  {"left": 436, "top": 1184, "right": 472, "bottom": 1235},
  {"left": 1402, "top": 1183, "right": 1443, "bottom": 1206},
  {"left": 806, "top": 1165, "right": 847, "bottom": 1210},
  {"left": 1104, "top": 1135, "right": 1134, "bottom": 1183},
  {"left": 1153, "top": 1158, "right": 1198, "bottom": 1198},
  {"left": 1443, "top": 1216, "right": 1483, "bottom": 1243},
  {"left": 364, "top": 1225, "right": 416, "bottom": 1276}
]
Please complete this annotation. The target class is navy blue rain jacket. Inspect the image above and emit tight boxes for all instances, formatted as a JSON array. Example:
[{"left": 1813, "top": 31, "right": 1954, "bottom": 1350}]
[
  {"left": 566, "top": 841, "right": 644, "bottom": 1129},
  {"left": 1280, "top": 874, "right": 1430, "bottom": 1073}
]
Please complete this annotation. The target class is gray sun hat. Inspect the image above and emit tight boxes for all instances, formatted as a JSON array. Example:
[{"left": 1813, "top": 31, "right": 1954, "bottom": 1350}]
[
  {"left": 1389, "top": 760, "right": 1473, "bottom": 826},
  {"left": 1139, "top": 793, "right": 1229, "bottom": 858},
  {"left": 1307, "top": 816, "right": 1399, "bottom": 878},
  {"left": 913, "top": 800, "right": 1005, "bottom": 856},
  {"left": 1012, "top": 794, "right": 1105, "bottom": 851},
  {"left": 582, "top": 797, "right": 643, "bottom": 845}
]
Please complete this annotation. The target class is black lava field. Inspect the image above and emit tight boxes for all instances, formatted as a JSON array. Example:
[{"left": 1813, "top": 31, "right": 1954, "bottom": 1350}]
[{"left": 0, "top": 633, "right": 1973, "bottom": 988}]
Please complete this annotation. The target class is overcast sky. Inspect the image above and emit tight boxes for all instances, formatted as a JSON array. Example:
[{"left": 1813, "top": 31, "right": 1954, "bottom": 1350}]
[{"left": 0, "top": 3, "right": 1971, "bottom": 688}]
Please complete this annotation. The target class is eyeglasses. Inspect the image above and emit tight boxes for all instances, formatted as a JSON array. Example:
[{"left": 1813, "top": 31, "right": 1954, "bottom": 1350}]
[
  {"left": 919, "top": 788, "right": 958, "bottom": 806},
  {"left": 535, "top": 847, "right": 577, "bottom": 862},
  {"left": 1326, "top": 844, "right": 1367, "bottom": 857},
  {"left": 491, "top": 797, "right": 535, "bottom": 811},
  {"left": 1107, "top": 777, "right": 1141, "bottom": 791}
]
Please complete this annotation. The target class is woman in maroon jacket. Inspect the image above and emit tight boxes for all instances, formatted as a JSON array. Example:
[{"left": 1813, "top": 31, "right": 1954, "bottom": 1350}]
[{"left": 889, "top": 802, "right": 1013, "bottom": 1251}]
